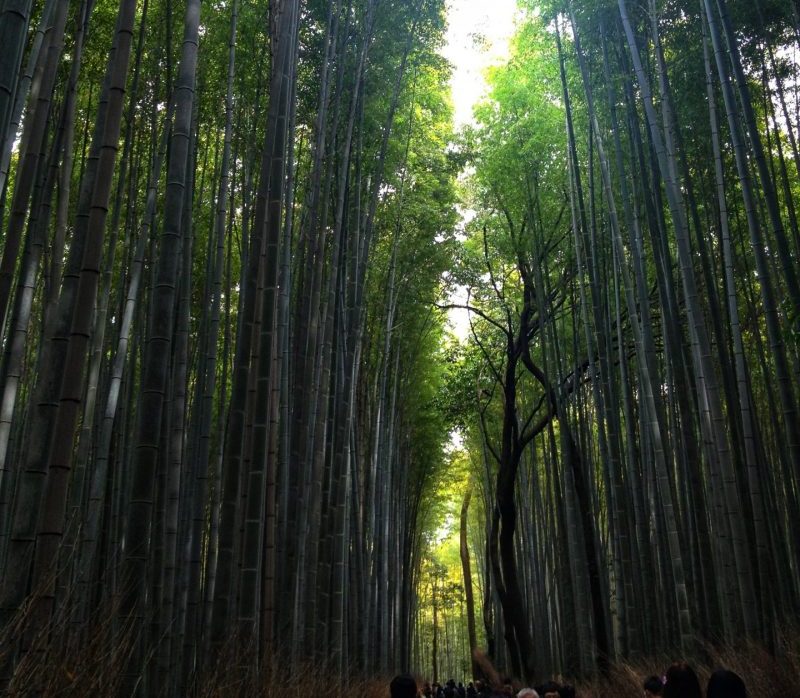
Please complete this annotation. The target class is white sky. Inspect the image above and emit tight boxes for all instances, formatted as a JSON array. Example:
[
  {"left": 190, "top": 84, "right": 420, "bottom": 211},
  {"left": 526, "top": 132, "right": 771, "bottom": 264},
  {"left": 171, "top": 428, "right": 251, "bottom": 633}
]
[
  {"left": 441, "top": 0, "right": 518, "bottom": 127},
  {"left": 441, "top": 0, "right": 517, "bottom": 341}
]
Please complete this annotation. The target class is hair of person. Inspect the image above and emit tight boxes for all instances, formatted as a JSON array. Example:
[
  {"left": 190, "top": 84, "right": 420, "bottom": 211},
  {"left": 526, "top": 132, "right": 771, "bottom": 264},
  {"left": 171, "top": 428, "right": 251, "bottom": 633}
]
[
  {"left": 517, "top": 689, "right": 539, "bottom": 698},
  {"left": 663, "top": 662, "right": 702, "bottom": 698},
  {"left": 644, "top": 675, "right": 664, "bottom": 694},
  {"left": 391, "top": 674, "right": 418, "bottom": 698},
  {"left": 707, "top": 669, "right": 747, "bottom": 698}
]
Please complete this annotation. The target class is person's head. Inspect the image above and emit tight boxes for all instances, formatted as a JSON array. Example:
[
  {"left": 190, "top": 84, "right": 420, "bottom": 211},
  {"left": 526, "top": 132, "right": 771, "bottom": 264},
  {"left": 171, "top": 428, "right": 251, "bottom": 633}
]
[
  {"left": 643, "top": 675, "right": 664, "bottom": 696},
  {"left": 663, "top": 662, "right": 701, "bottom": 698},
  {"left": 707, "top": 669, "right": 747, "bottom": 698},
  {"left": 391, "top": 674, "right": 418, "bottom": 698},
  {"left": 536, "top": 682, "right": 562, "bottom": 698},
  {"left": 517, "top": 689, "right": 539, "bottom": 698}
]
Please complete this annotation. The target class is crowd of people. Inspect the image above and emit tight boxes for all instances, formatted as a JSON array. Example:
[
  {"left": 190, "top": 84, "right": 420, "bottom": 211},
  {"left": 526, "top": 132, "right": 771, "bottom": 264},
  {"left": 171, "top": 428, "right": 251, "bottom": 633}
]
[
  {"left": 644, "top": 662, "right": 748, "bottom": 698},
  {"left": 389, "top": 661, "right": 748, "bottom": 698},
  {"left": 389, "top": 677, "right": 574, "bottom": 698}
]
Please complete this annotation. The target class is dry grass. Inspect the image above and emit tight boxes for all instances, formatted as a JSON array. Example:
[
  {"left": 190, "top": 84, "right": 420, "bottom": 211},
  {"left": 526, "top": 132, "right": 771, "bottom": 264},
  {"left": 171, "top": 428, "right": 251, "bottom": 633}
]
[
  {"left": 2, "top": 610, "right": 799, "bottom": 697},
  {"left": 557, "top": 633, "right": 800, "bottom": 698},
  {"left": 467, "top": 636, "right": 800, "bottom": 698}
]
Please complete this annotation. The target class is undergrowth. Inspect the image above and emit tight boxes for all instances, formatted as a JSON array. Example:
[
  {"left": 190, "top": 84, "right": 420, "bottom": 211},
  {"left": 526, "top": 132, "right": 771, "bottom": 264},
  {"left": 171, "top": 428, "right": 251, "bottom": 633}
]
[{"left": 2, "top": 613, "right": 799, "bottom": 697}]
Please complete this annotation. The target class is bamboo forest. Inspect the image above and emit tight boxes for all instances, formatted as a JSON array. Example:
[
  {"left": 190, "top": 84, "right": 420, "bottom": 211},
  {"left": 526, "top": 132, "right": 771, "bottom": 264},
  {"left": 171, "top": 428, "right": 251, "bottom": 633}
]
[{"left": 1, "top": 0, "right": 800, "bottom": 695}]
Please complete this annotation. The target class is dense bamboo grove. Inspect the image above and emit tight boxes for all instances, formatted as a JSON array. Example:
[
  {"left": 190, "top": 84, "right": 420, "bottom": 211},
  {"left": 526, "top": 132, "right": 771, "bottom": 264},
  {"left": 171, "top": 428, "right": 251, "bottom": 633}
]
[
  {"left": 0, "top": 0, "right": 457, "bottom": 692},
  {"left": 1, "top": 0, "right": 800, "bottom": 693},
  {"left": 441, "top": 0, "right": 800, "bottom": 684}
]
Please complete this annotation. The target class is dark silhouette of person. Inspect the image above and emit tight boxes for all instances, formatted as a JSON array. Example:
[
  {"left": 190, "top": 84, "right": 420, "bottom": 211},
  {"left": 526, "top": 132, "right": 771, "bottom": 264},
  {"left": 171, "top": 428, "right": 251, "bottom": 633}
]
[
  {"left": 391, "top": 674, "right": 418, "bottom": 698},
  {"left": 707, "top": 669, "right": 747, "bottom": 698},
  {"left": 644, "top": 675, "right": 664, "bottom": 696},
  {"left": 663, "top": 662, "right": 702, "bottom": 698},
  {"left": 535, "top": 681, "right": 562, "bottom": 698}
]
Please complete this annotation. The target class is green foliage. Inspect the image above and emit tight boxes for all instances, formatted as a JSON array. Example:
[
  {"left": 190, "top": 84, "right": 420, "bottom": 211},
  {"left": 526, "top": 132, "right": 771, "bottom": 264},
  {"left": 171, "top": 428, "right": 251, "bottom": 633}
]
[{"left": 415, "top": 448, "right": 485, "bottom": 682}]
